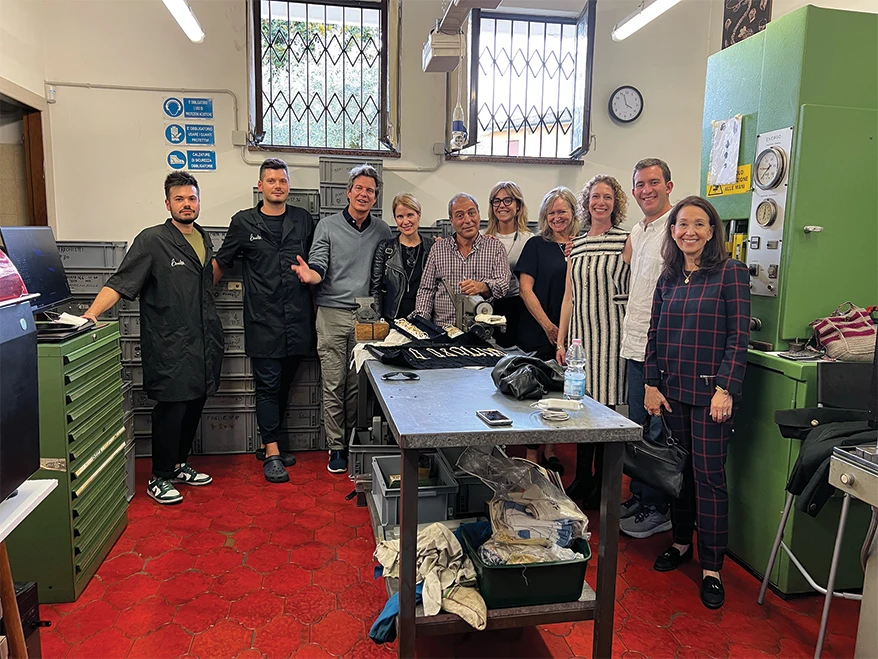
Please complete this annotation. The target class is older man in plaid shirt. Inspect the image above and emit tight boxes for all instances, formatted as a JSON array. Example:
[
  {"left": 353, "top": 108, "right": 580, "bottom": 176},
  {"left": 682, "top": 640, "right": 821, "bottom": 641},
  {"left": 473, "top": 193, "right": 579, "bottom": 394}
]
[{"left": 413, "top": 193, "right": 510, "bottom": 326}]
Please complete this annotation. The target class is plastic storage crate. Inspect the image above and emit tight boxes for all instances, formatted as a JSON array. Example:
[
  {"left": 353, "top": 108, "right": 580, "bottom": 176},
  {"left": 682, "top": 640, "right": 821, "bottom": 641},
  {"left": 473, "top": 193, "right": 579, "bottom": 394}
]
[
  {"left": 224, "top": 331, "right": 245, "bottom": 354},
  {"left": 298, "top": 359, "right": 321, "bottom": 383},
  {"left": 121, "top": 338, "right": 141, "bottom": 362},
  {"left": 220, "top": 355, "right": 253, "bottom": 377},
  {"left": 132, "top": 388, "right": 154, "bottom": 410},
  {"left": 133, "top": 411, "right": 152, "bottom": 434},
  {"left": 217, "top": 377, "right": 256, "bottom": 394},
  {"left": 118, "top": 314, "right": 140, "bottom": 337},
  {"left": 349, "top": 429, "right": 399, "bottom": 482},
  {"left": 134, "top": 434, "right": 152, "bottom": 457},
  {"left": 118, "top": 298, "right": 139, "bottom": 312},
  {"left": 214, "top": 279, "right": 244, "bottom": 303},
  {"left": 57, "top": 241, "right": 126, "bottom": 269},
  {"left": 125, "top": 441, "right": 136, "bottom": 502},
  {"left": 440, "top": 446, "right": 505, "bottom": 518},
  {"left": 53, "top": 296, "right": 119, "bottom": 320},
  {"left": 287, "top": 383, "right": 320, "bottom": 407},
  {"left": 270, "top": 429, "right": 326, "bottom": 451},
  {"left": 122, "top": 364, "right": 143, "bottom": 386},
  {"left": 217, "top": 305, "right": 244, "bottom": 330},
  {"left": 319, "top": 157, "right": 383, "bottom": 184},
  {"left": 195, "top": 411, "right": 257, "bottom": 454},
  {"left": 121, "top": 381, "right": 133, "bottom": 416},
  {"left": 459, "top": 524, "right": 592, "bottom": 609},
  {"left": 66, "top": 269, "right": 114, "bottom": 294},
  {"left": 371, "top": 452, "right": 458, "bottom": 527},
  {"left": 282, "top": 407, "right": 321, "bottom": 429},
  {"left": 204, "top": 393, "right": 256, "bottom": 409}
]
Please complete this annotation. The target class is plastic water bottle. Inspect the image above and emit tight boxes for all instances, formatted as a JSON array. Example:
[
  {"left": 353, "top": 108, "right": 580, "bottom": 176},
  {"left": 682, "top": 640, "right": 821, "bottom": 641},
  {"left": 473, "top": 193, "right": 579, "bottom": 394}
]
[{"left": 563, "top": 338, "right": 587, "bottom": 401}]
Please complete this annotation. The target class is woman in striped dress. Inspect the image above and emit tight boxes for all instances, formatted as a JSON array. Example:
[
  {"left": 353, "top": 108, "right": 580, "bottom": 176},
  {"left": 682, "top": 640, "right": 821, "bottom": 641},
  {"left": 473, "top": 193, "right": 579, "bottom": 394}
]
[{"left": 557, "top": 175, "right": 631, "bottom": 506}]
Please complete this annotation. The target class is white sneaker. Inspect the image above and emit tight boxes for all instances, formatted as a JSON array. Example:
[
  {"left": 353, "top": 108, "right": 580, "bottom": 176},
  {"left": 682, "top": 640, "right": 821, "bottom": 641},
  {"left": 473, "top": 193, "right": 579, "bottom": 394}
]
[
  {"left": 147, "top": 477, "right": 183, "bottom": 504},
  {"left": 171, "top": 463, "right": 213, "bottom": 486}
]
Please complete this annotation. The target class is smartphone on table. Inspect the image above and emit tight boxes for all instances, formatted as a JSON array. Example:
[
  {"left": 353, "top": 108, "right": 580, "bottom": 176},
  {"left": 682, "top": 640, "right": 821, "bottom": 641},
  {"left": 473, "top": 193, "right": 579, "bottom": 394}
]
[{"left": 476, "top": 410, "right": 513, "bottom": 427}]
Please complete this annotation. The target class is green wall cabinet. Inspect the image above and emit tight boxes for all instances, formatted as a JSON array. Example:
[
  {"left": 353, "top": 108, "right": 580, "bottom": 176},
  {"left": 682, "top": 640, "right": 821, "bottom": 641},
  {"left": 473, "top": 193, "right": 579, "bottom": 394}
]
[
  {"left": 729, "top": 352, "right": 868, "bottom": 595},
  {"left": 7, "top": 323, "right": 128, "bottom": 603}
]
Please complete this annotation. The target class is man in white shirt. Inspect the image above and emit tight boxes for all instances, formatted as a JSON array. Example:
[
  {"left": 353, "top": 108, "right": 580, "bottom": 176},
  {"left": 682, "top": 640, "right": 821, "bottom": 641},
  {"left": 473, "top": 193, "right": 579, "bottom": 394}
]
[{"left": 619, "top": 158, "right": 674, "bottom": 538}]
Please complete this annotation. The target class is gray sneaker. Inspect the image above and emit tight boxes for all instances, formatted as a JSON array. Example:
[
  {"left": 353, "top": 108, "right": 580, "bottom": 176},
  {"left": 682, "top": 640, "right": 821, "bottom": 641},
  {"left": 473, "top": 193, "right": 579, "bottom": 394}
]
[
  {"left": 620, "top": 496, "right": 641, "bottom": 519},
  {"left": 620, "top": 506, "right": 672, "bottom": 539}
]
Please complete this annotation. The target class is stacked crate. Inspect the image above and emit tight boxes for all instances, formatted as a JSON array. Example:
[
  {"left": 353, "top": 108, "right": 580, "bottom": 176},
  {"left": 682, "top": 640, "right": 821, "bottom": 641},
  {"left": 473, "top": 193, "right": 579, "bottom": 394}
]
[
  {"left": 54, "top": 241, "right": 126, "bottom": 320},
  {"left": 251, "top": 188, "right": 321, "bottom": 226},
  {"left": 318, "top": 156, "right": 383, "bottom": 222},
  {"left": 435, "top": 219, "right": 540, "bottom": 237}
]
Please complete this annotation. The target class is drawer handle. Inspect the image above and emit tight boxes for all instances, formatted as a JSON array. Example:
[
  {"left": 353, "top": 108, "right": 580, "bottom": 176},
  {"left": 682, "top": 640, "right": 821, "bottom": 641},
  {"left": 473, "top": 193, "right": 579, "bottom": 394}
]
[{"left": 839, "top": 473, "right": 855, "bottom": 486}]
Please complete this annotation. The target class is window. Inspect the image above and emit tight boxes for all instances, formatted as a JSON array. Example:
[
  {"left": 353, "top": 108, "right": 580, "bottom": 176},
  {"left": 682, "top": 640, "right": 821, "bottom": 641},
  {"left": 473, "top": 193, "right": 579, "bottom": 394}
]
[
  {"left": 451, "top": 2, "right": 596, "bottom": 162},
  {"left": 252, "top": 0, "right": 400, "bottom": 154}
]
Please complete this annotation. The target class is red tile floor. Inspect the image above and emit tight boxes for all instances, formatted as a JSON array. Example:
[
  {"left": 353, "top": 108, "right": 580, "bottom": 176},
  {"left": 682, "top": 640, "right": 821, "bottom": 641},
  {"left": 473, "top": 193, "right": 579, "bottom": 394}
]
[{"left": 41, "top": 449, "right": 859, "bottom": 658}]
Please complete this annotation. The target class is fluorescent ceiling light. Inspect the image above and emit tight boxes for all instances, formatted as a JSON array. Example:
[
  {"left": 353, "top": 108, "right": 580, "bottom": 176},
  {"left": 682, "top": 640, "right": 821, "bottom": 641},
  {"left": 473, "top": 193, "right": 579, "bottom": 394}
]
[
  {"left": 611, "top": 0, "right": 683, "bottom": 42},
  {"left": 162, "top": 0, "right": 205, "bottom": 43}
]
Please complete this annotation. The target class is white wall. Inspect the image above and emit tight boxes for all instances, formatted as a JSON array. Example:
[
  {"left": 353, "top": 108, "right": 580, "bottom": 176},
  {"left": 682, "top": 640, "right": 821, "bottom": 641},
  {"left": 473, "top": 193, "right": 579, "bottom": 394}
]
[
  {"left": 0, "top": 0, "right": 47, "bottom": 98},
  {"left": 40, "top": 0, "right": 716, "bottom": 243},
  {"left": 38, "top": 0, "right": 875, "bottom": 244}
]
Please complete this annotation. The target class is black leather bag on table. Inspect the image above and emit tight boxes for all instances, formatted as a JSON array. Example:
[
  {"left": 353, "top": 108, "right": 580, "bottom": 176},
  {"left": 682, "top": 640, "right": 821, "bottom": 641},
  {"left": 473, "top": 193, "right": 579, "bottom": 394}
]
[
  {"left": 491, "top": 355, "right": 565, "bottom": 400},
  {"left": 623, "top": 415, "right": 689, "bottom": 498}
]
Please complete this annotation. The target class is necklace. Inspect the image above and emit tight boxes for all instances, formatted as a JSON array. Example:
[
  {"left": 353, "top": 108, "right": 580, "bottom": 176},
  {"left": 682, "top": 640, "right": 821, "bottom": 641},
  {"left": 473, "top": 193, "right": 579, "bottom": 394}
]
[
  {"left": 682, "top": 267, "right": 697, "bottom": 284},
  {"left": 403, "top": 242, "right": 422, "bottom": 270}
]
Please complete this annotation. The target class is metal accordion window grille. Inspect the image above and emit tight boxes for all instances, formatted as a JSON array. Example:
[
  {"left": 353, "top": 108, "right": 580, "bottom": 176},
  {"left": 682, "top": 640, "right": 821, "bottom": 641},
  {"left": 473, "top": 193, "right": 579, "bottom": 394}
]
[
  {"left": 467, "top": 14, "right": 579, "bottom": 159},
  {"left": 258, "top": 0, "right": 384, "bottom": 150}
]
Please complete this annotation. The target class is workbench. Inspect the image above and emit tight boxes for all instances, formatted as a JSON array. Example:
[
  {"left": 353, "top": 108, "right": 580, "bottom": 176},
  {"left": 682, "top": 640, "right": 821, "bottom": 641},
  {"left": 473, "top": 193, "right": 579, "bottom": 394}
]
[{"left": 362, "top": 361, "right": 641, "bottom": 658}]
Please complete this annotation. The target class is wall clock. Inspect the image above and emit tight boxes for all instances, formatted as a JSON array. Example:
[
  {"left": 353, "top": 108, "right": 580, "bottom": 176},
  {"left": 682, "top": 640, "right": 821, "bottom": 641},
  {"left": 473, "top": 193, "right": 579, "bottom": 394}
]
[{"left": 608, "top": 86, "right": 643, "bottom": 124}]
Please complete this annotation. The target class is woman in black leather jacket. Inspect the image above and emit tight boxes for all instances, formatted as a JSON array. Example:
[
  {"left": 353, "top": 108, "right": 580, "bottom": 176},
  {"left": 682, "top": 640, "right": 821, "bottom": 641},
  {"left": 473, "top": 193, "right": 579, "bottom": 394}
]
[{"left": 370, "top": 194, "right": 433, "bottom": 320}]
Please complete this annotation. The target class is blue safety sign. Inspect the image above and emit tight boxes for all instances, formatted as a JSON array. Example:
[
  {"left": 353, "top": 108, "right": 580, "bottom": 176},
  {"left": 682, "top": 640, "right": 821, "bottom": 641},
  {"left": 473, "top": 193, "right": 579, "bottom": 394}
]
[
  {"left": 184, "top": 98, "right": 213, "bottom": 119},
  {"left": 187, "top": 150, "right": 216, "bottom": 171},
  {"left": 163, "top": 98, "right": 183, "bottom": 118},
  {"left": 185, "top": 124, "right": 215, "bottom": 145},
  {"left": 167, "top": 150, "right": 187, "bottom": 170},
  {"left": 165, "top": 124, "right": 185, "bottom": 144}
]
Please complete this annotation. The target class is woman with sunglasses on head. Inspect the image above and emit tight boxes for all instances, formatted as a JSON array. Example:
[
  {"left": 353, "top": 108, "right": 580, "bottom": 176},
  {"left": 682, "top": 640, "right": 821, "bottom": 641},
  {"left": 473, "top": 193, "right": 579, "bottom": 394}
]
[
  {"left": 370, "top": 193, "right": 433, "bottom": 320},
  {"left": 644, "top": 195, "right": 750, "bottom": 609},
  {"left": 483, "top": 182, "right": 533, "bottom": 348}
]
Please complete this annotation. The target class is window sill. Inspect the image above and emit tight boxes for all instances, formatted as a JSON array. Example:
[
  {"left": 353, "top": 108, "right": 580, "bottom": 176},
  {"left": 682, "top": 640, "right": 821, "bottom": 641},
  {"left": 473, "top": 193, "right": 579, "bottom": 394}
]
[
  {"left": 248, "top": 145, "right": 400, "bottom": 159},
  {"left": 444, "top": 154, "right": 583, "bottom": 166}
]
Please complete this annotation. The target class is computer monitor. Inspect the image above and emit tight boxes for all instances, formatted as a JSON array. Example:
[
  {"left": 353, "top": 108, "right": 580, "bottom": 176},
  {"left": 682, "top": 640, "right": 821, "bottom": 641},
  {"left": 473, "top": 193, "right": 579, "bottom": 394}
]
[{"left": 0, "top": 226, "right": 71, "bottom": 313}]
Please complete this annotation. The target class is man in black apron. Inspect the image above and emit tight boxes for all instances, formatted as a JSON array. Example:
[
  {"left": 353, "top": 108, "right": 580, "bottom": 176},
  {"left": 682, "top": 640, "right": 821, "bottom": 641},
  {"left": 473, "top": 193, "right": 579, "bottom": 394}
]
[
  {"left": 213, "top": 159, "right": 315, "bottom": 484},
  {"left": 83, "top": 172, "right": 223, "bottom": 504}
]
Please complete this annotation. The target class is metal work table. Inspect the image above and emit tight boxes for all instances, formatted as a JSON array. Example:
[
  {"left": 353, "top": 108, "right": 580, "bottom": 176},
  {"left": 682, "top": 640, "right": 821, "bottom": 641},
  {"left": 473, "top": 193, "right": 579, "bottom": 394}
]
[{"left": 363, "top": 361, "right": 641, "bottom": 659}]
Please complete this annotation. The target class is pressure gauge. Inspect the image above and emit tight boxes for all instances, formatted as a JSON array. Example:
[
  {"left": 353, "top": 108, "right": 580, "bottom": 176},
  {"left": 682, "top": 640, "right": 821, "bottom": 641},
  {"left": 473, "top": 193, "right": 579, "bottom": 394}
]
[
  {"left": 754, "top": 146, "right": 787, "bottom": 190},
  {"left": 755, "top": 199, "right": 779, "bottom": 227}
]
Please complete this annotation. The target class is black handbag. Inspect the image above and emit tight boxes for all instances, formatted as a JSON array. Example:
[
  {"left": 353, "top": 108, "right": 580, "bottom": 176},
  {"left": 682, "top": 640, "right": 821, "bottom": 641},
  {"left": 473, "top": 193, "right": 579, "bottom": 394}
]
[
  {"left": 623, "top": 416, "right": 689, "bottom": 498},
  {"left": 491, "top": 355, "right": 565, "bottom": 400}
]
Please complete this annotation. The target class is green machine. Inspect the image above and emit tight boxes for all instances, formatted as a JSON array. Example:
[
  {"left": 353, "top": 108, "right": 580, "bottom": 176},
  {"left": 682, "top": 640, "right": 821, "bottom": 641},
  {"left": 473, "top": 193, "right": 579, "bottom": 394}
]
[{"left": 700, "top": 6, "right": 877, "bottom": 595}]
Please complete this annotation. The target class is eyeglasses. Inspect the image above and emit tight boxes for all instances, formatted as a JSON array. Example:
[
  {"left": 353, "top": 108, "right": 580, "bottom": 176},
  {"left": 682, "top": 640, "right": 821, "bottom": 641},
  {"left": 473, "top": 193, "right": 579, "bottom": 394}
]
[
  {"left": 491, "top": 197, "right": 516, "bottom": 208},
  {"left": 452, "top": 209, "right": 479, "bottom": 221}
]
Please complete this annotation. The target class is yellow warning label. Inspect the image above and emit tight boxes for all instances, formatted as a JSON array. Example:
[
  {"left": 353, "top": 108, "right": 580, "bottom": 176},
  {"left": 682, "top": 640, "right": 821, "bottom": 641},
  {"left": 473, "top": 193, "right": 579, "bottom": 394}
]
[{"left": 706, "top": 164, "right": 751, "bottom": 197}]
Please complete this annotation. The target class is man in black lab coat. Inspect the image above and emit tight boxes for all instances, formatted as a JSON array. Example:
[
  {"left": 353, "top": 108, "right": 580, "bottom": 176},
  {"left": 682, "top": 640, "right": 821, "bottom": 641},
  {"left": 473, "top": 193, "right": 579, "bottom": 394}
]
[
  {"left": 83, "top": 171, "right": 223, "bottom": 505},
  {"left": 213, "top": 159, "right": 316, "bottom": 484}
]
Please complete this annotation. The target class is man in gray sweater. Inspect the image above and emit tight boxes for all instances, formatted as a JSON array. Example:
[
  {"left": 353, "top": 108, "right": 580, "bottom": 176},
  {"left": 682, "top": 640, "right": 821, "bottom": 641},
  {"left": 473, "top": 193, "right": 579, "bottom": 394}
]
[{"left": 291, "top": 164, "right": 391, "bottom": 473}]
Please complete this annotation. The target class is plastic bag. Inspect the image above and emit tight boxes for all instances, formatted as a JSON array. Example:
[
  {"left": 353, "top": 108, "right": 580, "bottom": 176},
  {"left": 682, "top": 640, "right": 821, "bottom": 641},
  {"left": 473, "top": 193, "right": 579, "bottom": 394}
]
[{"left": 491, "top": 355, "right": 564, "bottom": 400}]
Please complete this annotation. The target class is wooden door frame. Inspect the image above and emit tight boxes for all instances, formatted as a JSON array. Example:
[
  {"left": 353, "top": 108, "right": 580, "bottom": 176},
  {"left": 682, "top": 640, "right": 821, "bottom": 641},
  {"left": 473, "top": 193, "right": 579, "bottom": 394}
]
[{"left": 0, "top": 77, "right": 49, "bottom": 226}]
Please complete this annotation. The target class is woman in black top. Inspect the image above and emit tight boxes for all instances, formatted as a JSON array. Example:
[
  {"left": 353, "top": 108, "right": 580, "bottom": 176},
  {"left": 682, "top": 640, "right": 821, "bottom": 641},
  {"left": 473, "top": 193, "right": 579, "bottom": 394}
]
[
  {"left": 516, "top": 186, "right": 580, "bottom": 473},
  {"left": 370, "top": 194, "right": 432, "bottom": 320}
]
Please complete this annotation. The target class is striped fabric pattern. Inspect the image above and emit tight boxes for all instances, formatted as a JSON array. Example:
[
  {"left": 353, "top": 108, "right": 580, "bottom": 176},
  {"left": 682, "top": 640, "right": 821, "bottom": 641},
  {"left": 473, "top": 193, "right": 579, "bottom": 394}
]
[{"left": 568, "top": 227, "right": 630, "bottom": 405}]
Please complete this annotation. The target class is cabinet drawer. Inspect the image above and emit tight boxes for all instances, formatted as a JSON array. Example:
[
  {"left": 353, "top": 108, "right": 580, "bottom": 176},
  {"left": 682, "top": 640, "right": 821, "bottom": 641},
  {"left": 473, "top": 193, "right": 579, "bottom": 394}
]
[
  {"left": 71, "top": 456, "right": 125, "bottom": 520},
  {"left": 64, "top": 348, "right": 121, "bottom": 389},
  {"left": 74, "top": 466, "right": 126, "bottom": 541},
  {"left": 68, "top": 398, "right": 123, "bottom": 451},
  {"left": 65, "top": 365, "right": 121, "bottom": 412},
  {"left": 69, "top": 423, "right": 125, "bottom": 474},
  {"left": 65, "top": 381, "right": 123, "bottom": 433},
  {"left": 62, "top": 332, "right": 120, "bottom": 373},
  {"left": 74, "top": 496, "right": 126, "bottom": 573},
  {"left": 70, "top": 438, "right": 126, "bottom": 501}
]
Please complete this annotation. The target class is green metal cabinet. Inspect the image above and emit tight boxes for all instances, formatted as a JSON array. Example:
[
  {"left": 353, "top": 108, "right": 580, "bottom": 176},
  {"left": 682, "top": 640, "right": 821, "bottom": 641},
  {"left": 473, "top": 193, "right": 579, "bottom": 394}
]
[
  {"left": 7, "top": 323, "right": 128, "bottom": 603},
  {"left": 729, "top": 352, "right": 868, "bottom": 595}
]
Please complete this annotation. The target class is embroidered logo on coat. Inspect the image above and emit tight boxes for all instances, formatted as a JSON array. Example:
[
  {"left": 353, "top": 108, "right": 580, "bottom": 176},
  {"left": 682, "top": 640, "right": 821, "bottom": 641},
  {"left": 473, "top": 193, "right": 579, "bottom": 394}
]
[
  {"left": 170, "top": 258, "right": 186, "bottom": 267},
  {"left": 250, "top": 233, "right": 263, "bottom": 241}
]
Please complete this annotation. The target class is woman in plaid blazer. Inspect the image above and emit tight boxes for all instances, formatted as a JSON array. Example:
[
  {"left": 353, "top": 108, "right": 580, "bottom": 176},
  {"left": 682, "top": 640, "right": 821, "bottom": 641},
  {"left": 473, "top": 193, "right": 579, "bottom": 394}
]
[{"left": 643, "top": 196, "right": 750, "bottom": 610}]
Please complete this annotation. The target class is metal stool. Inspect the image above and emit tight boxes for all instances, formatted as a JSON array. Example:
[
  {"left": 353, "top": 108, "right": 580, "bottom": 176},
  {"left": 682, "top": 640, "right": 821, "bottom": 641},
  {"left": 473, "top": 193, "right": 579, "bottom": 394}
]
[{"left": 758, "top": 361, "right": 874, "bottom": 659}]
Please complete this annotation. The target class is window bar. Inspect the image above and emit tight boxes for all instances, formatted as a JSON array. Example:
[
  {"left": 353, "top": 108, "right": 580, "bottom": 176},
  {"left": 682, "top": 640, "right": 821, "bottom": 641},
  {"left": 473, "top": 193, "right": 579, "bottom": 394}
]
[
  {"left": 341, "top": 7, "right": 346, "bottom": 149},
  {"left": 286, "top": 1, "right": 292, "bottom": 148},
  {"left": 360, "top": 8, "right": 364, "bottom": 149},
  {"left": 324, "top": 5, "right": 330, "bottom": 148},
  {"left": 506, "top": 20, "right": 514, "bottom": 158},
  {"left": 304, "top": 3, "right": 310, "bottom": 148},
  {"left": 489, "top": 17, "right": 498, "bottom": 157},
  {"left": 531, "top": 18, "right": 539, "bottom": 158},
  {"left": 552, "top": 24, "right": 560, "bottom": 158}
]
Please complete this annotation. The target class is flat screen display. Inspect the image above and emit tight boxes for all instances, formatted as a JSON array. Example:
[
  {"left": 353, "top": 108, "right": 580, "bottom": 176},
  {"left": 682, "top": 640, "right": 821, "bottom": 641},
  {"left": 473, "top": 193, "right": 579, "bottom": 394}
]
[{"left": 0, "top": 226, "right": 71, "bottom": 312}]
